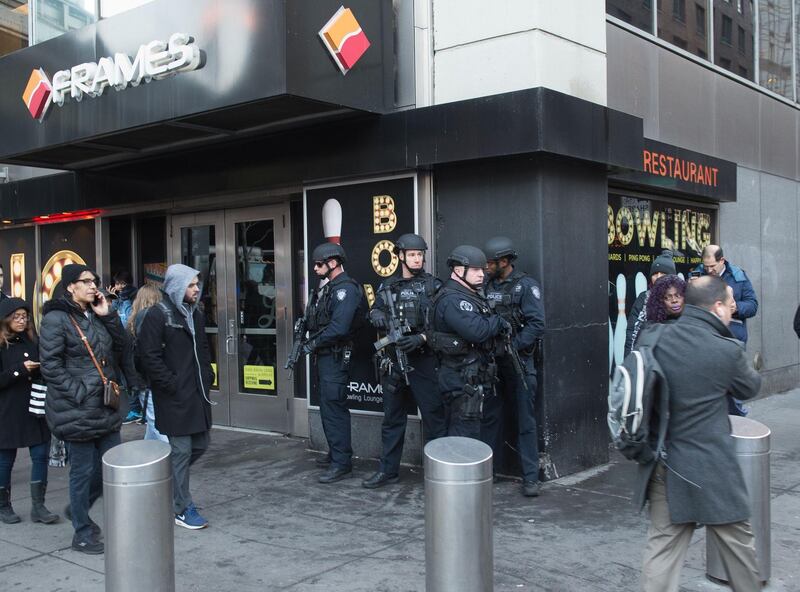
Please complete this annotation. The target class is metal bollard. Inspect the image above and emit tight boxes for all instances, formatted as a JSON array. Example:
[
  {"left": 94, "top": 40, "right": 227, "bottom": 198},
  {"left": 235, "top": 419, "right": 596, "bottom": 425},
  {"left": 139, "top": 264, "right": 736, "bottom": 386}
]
[
  {"left": 425, "top": 436, "right": 493, "bottom": 592},
  {"left": 103, "top": 440, "right": 175, "bottom": 592},
  {"left": 706, "top": 416, "right": 771, "bottom": 583}
]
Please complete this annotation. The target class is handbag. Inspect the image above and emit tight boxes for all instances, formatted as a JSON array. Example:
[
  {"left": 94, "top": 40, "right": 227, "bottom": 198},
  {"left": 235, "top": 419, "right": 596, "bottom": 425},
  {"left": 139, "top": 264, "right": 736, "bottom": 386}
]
[
  {"left": 69, "top": 316, "right": 121, "bottom": 410},
  {"left": 29, "top": 382, "right": 47, "bottom": 417}
]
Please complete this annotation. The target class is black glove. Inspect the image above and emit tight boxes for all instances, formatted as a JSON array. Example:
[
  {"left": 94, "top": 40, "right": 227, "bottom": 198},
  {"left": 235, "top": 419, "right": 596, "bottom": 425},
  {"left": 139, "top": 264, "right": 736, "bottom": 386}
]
[
  {"left": 370, "top": 309, "right": 389, "bottom": 330},
  {"left": 302, "top": 340, "right": 317, "bottom": 356},
  {"left": 396, "top": 334, "right": 425, "bottom": 352},
  {"left": 499, "top": 319, "right": 512, "bottom": 335}
]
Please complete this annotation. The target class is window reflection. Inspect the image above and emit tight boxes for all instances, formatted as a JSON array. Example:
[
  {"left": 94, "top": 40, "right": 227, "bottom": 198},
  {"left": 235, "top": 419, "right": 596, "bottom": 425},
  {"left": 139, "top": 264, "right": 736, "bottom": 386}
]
[
  {"left": 100, "top": 0, "right": 153, "bottom": 18},
  {"left": 714, "top": 0, "right": 755, "bottom": 80},
  {"left": 33, "top": 0, "right": 96, "bottom": 44},
  {"left": 607, "top": 0, "right": 655, "bottom": 34},
  {"left": 658, "top": 0, "right": 710, "bottom": 58},
  {"left": 758, "top": 0, "right": 793, "bottom": 98},
  {"left": 0, "top": 0, "right": 28, "bottom": 57}
]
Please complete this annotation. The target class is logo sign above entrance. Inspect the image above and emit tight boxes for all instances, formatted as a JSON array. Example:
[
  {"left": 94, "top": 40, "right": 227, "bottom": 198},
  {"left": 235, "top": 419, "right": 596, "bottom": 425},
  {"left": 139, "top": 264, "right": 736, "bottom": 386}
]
[
  {"left": 319, "top": 5, "right": 371, "bottom": 75},
  {"left": 21, "top": 33, "right": 202, "bottom": 121}
]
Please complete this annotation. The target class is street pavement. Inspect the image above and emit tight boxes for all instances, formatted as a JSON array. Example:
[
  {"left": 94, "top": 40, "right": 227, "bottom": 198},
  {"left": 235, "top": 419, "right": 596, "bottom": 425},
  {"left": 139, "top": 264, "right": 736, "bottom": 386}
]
[{"left": 1, "top": 389, "right": 799, "bottom": 591}]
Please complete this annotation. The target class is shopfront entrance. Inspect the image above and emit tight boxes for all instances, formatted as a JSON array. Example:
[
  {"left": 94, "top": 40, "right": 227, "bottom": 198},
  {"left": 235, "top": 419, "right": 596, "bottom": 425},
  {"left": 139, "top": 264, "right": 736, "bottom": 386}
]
[{"left": 170, "top": 205, "right": 294, "bottom": 432}]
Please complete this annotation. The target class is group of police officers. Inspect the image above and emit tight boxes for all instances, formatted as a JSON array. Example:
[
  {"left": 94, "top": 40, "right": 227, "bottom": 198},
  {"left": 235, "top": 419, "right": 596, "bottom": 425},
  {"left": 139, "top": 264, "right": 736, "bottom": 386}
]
[{"left": 297, "top": 234, "right": 545, "bottom": 497}]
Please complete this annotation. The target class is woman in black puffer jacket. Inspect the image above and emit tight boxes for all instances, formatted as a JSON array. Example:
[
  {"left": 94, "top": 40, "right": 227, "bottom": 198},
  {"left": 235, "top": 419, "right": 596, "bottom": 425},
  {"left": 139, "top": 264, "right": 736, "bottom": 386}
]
[{"left": 40, "top": 264, "right": 127, "bottom": 555}]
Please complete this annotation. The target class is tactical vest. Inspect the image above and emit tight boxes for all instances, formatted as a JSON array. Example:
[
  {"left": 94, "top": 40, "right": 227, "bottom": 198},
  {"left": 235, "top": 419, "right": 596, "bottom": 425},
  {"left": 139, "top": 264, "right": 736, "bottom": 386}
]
[
  {"left": 383, "top": 274, "right": 438, "bottom": 333},
  {"left": 485, "top": 270, "right": 527, "bottom": 330},
  {"left": 306, "top": 277, "right": 366, "bottom": 338},
  {"left": 429, "top": 287, "right": 502, "bottom": 362}
]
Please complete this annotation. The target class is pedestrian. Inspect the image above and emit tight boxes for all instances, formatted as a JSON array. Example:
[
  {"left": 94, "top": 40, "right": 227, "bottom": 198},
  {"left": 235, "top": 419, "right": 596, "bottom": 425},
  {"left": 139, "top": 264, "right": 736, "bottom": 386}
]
[
  {"left": 40, "top": 264, "right": 126, "bottom": 554},
  {"left": 640, "top": 274, "right": 686, "bottom": 331},
  {"left": 636, "top": 276, "right": 761, "bottom": 592},
  {"left": 481, "top": 237, "right": 545, "bottom": 497},
  {"left": 301, "top": 243, "right": 365, "bottom": 484},
  {"left": 695, "top": 245, "right": 758, "bottom": 416},
  {"left": 362, "top": 234, "right": 446, "bottom": 489},
  {"left": 625, "top": 250, "right": 676, "bottom": 356},
  {"left": 430, "top": 245, "right": 508, "bottom": 439},
  {"left": 126, "top": 284, "right": 168, "bottom": 443},
  {"left": 0, "top": 297, "right": 59, "bottom": 525},
  {"left": 138, "top": 264, "right": 215, "bottom": 529},
  {"left": 109, "top": 270, "right": 143, "bottom": 424}
]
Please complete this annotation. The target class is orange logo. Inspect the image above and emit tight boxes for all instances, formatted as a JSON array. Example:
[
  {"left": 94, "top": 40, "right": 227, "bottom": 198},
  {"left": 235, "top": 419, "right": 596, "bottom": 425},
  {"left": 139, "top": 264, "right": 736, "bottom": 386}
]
[
  {"left": 22, "top": 68, "right": 53, "bottom": 121},
  {"left": 319, "top": 6, "right": 370, "bottom": 75}
]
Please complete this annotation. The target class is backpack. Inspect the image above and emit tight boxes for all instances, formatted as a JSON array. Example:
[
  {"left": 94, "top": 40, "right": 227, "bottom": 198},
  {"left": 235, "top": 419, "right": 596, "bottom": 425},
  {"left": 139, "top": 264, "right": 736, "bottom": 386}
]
[{"left": 607, "top": 323, "right": 669, "bottom": 464}]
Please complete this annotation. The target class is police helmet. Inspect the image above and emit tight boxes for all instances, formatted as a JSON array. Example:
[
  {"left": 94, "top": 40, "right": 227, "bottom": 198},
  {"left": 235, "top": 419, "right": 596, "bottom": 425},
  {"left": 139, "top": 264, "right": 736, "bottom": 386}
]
[
  {"left": 447, "top": 245, "right": 487, "bottom": 269},
  {"left": 311, "top": 242, "right": 347, "bottom": 264},
  {"left": 393, "top": 233, "right": 428, "bottom": 254},
  {"left": 484, "top": 236, "right": 517, "bottom": 261}
]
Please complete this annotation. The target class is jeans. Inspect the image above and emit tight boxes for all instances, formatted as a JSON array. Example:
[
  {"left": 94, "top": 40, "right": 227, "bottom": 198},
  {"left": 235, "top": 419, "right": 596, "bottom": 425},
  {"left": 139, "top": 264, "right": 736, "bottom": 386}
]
[
  {"left": 169, "top": 431, "right": 209, "bottom": 515},
  {"left": 67, "top": 431, "right": 121, "bottom": 539},
  {"left": 0, "top": 442, "right": 50, "bottom": 488},
  {"left": 138, "top": 389, "right": 168, "bottom": 442}
]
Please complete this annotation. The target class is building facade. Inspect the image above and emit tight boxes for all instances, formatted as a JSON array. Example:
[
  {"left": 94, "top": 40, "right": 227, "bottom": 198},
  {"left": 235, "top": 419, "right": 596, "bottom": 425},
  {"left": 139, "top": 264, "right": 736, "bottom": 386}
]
[{"left": 0, "top": 0, "right": 798, "bottom": 479}]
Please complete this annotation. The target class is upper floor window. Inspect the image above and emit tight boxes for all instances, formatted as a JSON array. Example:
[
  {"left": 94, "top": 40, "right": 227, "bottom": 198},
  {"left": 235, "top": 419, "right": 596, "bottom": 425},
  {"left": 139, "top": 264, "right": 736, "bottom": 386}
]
[{"left": 0, "top": 0, "right": 29, "bottom": 57}]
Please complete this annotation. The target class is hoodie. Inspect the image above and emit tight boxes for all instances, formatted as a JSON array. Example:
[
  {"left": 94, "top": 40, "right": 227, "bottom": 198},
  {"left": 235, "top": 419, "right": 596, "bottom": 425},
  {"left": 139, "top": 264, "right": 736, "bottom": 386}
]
[{"left": 163, "top": 263, "right": 201, "bottom": 334}]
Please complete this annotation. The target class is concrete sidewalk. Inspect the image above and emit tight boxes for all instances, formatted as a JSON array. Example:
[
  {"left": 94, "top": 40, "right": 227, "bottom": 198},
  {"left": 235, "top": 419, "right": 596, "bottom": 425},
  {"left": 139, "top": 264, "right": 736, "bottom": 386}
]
[{"left": 1, "top": 390, "right": 799, "bottom": 591}]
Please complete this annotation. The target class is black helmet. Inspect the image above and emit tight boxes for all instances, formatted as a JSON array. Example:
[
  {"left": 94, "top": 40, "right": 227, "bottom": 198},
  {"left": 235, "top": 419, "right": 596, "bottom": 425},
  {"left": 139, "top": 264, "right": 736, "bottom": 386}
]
[
  {"left": 311, "top": 242, "right": 346, "bottom": 264},
  {"left": 447, "top": 245, "right": 487, "bottom": 269},
  {"left": 484, "top": 236, "right": 517, "bottom": 261},
  {"left": 393, "top": 233, "right": 428, "bottom": 253}
]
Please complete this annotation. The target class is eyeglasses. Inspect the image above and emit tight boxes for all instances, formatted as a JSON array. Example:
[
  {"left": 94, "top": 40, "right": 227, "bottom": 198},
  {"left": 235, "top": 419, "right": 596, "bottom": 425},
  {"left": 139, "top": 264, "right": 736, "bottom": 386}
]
[
  {"left": 313, "top": 261, "right": 328, "bottom": 268},
  {"left": 74, "top": 278, "right": 98, "bottom": 286},
  {"left": 11, "top": 313, "right": 28, "bottom": 322}
]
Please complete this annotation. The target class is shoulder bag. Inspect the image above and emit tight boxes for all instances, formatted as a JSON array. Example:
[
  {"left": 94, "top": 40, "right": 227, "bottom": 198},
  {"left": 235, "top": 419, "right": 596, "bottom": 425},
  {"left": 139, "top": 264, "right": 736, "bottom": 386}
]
[{"left": 69, "top": 316, "right": 121, "bottom": 410}]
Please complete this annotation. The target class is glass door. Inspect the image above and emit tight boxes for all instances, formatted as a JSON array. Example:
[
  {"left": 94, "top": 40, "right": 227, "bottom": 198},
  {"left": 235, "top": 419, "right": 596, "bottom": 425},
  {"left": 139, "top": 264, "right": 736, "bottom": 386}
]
[{"left": 171, "top": 205, "right": 292, "bottom": 432}]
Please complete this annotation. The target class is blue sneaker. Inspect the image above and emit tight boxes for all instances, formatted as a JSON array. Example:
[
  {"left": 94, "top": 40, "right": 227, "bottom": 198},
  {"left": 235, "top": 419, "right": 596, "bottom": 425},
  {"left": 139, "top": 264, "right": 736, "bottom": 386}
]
[
  {"left": 175, "top": 503, "right": 208, "bottom": 530},
  {"left": 123, "top": 411, "right": 142, "bottom": 425}
]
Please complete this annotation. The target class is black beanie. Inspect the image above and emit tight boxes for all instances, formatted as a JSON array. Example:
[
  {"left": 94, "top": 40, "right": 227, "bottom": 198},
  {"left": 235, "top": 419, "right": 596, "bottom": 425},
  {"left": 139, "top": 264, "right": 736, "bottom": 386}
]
[
  {"left": 650, "top": 250, "right": 676, "bottom": 277},
  {"left": 61, "top": 264, "right": 99, "bottom": 287},
  {"left": 0, "top": 297, "right": 30, "bottom": 320}
]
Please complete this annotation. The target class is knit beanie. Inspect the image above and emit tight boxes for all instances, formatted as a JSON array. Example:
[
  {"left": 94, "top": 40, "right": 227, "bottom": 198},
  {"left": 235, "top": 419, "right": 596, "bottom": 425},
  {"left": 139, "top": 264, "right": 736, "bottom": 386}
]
[
  {"left": 61, "top": 264, "right": 99, "bottom": 287},
  {"left": 650, "top": 250, "right": 676, "bottom": 277}
]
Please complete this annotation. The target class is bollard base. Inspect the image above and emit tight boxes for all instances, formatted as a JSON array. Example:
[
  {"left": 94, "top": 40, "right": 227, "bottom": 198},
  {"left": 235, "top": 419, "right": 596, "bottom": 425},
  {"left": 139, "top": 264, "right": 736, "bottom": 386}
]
[{"left": 705, "top": 574, "right": 730, "bottom": 587}]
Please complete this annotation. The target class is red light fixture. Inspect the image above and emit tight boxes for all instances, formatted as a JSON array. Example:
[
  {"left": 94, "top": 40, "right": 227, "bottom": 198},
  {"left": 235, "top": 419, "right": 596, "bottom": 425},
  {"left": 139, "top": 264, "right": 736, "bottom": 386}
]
[{"left": 33, "top": 209, "right": 101, "bottom": 224}]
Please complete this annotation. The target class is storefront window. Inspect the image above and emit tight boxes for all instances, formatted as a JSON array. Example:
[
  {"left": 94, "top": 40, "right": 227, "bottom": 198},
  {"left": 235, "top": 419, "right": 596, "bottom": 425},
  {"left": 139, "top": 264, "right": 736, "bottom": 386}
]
[
  {"left": 99, "top": 0, "right": 152, "bottom": 18},
  {"left": 714, "top": 0, "right": 756, "bottom": 80},
  {"left": 758, "top": 0, "right": 793, "bottom": 98},
  {"left": 658, "top": 0, "right": 711, "bottom": 59},
  {"left": 0, "top": 0, "right": 28, "bottom": 57},
  {"left": 607, "top": 0, "right": 655, "bottom": 34},
  {"left": 33, "top": 0, "right": 96, "bottom": 44}
]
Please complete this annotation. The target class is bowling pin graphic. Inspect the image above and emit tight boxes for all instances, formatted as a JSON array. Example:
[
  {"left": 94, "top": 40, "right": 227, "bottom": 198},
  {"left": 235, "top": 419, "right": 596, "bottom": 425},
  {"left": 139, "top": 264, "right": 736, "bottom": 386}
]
[
  {"left": 609, "top": 319, "right": 614, "bottom": 374},
  {"left": 634, "top": 272, "right": 647, "bottom": 297},
  {"left": 322, "top": 199, "right": 342, "bottom": 244},
  {"left": 613, "top": 274, "right": 627, "bottom": 366}
]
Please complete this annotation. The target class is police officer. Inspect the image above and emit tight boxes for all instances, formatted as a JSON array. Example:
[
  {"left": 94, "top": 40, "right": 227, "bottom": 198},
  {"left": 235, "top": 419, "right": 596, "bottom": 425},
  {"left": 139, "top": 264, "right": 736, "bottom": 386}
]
[
  {"left": 482, "top": 237, "right": 545, "bottom": 497},
  {"left": 430, "top": 245, "right": 508, "bottom": 439},
  {"left": 362, "top": 234, "right": 447, "bottom": 489},
  {"left": 303, "top": 243, "right": 365, "bottom": 484}
]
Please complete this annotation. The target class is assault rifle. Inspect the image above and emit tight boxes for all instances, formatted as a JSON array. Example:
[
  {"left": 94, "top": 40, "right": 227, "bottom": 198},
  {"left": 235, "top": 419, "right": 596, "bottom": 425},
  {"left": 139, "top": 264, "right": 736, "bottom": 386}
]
[
  {"left": 285, "top": 289, "right": 318, "bottom": 378},
  {"left": 373, "top": 284, "right": 413, "bottom": 385},
  {"left": 502, "top": 329, "right": 530, "bottom": 392}
]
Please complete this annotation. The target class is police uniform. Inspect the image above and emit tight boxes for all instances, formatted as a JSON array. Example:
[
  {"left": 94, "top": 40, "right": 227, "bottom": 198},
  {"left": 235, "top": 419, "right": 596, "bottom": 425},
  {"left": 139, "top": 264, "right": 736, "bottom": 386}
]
[
  {"left": 482, "top": 268, "right": 545, "bottom": 484},
  {"left": 305, "top": 271, "right": 363, "bottom": 473},
  {"left": 431, "top": 279, "right": 506, "bottom": 439},
  {"left": 372, "top": 273, "right": 446, "bottom": 477}
]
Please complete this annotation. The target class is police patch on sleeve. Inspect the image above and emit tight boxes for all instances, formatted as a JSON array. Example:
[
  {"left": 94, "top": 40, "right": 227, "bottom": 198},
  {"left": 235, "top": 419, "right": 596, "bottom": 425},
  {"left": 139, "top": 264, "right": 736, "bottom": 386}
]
[
  {"left": 459, "top": 300, "right": 474, "bottom": 312},
  {"left": 336, "top": 289, "right": 347, "bottom": 301},
  {"left": 531, "top": 286, "right": 541, "bottom": 299}
]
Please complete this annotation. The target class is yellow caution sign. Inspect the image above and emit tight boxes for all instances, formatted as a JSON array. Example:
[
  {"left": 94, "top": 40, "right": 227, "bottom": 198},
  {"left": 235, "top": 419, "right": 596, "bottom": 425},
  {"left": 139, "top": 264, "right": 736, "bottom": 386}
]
[
  {"left": 243, "top": 365, "right": 275, "bottom": 391},
  {"left": 210, "top": 363, "right": 218, "bottom": 388}
]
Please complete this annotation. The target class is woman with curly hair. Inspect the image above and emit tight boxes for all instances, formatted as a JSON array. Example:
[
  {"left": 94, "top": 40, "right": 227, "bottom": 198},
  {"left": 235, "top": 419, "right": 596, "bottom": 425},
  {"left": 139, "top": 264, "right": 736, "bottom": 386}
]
[{"left": 645, "top": 274, "right": 686, "bottom": 325}]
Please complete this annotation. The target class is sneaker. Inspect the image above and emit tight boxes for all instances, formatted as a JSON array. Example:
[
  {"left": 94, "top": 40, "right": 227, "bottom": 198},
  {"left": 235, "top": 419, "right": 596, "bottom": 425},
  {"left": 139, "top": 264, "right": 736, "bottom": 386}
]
[
  {"left": 175, "top": 503, "right": 208, "bottom": 530},
  {"left": 72, "top": 535, "right": 104, "bottom": 555},
  {"left": 123, "top": 411, "right": 143, "bottom": 425}
]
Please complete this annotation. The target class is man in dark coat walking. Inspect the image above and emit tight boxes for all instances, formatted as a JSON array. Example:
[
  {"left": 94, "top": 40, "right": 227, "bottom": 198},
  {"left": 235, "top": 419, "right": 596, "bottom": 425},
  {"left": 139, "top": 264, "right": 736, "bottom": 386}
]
[
  {"left": 636, "top": 276, "right": 761, "bottom": 592},
  {"left": 138, "top": 264, "right": 214, "bottom": 530}
]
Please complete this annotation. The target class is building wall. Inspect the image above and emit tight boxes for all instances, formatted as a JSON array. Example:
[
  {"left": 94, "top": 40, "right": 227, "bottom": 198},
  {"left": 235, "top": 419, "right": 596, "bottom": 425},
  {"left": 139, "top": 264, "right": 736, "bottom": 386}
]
[
  {"left": 607, "top": 21, "right": 800, "bottom": 393},
  {"left": 428, "top": 0, "right": 607, "bottom": 106}
]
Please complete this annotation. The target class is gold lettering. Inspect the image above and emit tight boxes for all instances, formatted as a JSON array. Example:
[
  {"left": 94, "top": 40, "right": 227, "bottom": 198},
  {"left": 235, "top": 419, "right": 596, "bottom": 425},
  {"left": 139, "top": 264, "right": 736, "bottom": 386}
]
[
  {"left": 363, "top": 284, "right": 376, "bottom": 308},
  {"left": 615, "top": 207, "right": 635, "bottom": 246},
  {"left": 608, "top": 205, "right": 615, "bottom": 245},
  {"left": 371, "top": 240, "right": 398, "bottom": 277},
  {"left": 373, "top": 195, "right": 397, "bottom": 234}
]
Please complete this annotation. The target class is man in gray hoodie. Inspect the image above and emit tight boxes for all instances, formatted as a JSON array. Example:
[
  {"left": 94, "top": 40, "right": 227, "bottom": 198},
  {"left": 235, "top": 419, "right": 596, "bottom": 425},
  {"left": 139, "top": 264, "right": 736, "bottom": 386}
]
[{"left": 138, "top": 264, "right": 215, "bottom": 529}]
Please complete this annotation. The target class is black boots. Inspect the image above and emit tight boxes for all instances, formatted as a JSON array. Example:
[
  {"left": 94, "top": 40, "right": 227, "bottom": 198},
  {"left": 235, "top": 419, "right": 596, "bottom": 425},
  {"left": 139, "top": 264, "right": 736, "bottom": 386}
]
[
  {"left": 0, "top": 487, "right": 21, "bottom": 524},
  {"left": 30, "top": 481, "right": 59, "bottom": 524}
]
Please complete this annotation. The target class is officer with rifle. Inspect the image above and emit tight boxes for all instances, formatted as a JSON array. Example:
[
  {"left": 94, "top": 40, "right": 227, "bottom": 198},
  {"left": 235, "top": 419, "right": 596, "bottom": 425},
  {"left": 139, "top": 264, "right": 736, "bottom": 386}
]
[
  {"left": 482, "top": 237, "right": 545, "bottom": 497},
  {"left": 290, "top": 243, "right": 365, "bottom": 484},
  {"left": 430, "top": 245, "right": 508, "bottom": 439},
  {"left": 363, "top": 234, "right": 446, "bottom": 489}
]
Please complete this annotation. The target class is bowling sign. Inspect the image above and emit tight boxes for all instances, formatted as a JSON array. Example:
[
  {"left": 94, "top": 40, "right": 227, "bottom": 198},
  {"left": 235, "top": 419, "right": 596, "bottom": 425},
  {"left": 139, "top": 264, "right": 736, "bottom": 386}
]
[
  {"left": 607, "top": 192, "right": 717, "bottom": 373},
  {"left": 304, "top": 175, "right": 417, "bottom": 414}
]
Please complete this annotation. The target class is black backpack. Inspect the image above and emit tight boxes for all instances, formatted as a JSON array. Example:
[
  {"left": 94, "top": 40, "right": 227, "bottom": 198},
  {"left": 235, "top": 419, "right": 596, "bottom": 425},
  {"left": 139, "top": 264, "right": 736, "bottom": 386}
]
[{"left": 607, "top": 323, "right": 670, "bottom": 464}]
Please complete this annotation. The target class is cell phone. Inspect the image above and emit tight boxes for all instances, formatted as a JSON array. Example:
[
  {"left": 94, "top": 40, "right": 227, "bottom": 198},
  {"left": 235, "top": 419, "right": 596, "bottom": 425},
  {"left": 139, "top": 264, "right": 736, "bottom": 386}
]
[
  {"left": 93, "top": 293, "right": 104, "bottom": 305},
  {"left": 689, "top": 270, "right": 702, "bottom": 279}
]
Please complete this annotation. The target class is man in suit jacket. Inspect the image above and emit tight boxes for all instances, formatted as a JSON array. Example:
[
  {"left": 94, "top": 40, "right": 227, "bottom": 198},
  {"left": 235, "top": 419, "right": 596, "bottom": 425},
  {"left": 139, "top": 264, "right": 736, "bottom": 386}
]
[{"left": 635, "top": 276, "right": 762, "bottom": 592}]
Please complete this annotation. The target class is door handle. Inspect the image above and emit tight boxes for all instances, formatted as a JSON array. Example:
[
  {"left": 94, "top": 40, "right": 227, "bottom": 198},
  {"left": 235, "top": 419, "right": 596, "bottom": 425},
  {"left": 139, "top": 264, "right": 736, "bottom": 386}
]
[{"left": 226, "top": 334, "right": 236, "bottom": 355}]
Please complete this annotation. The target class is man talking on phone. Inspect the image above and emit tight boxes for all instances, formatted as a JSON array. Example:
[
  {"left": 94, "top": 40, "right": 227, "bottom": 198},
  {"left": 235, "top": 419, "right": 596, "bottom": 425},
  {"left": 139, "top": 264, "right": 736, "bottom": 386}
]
[{"left": 40, "top": 264, "right": 127, "bottom": 554}]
